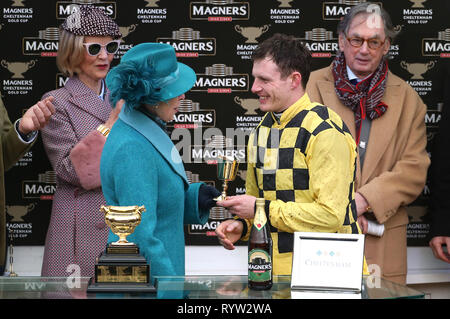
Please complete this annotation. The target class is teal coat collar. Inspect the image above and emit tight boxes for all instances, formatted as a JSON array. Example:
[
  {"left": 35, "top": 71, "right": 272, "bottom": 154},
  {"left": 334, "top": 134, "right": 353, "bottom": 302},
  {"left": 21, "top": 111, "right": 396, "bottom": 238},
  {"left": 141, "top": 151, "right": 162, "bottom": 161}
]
[{"left": 119, "top": 105, "right": 189, "bottom": 187}]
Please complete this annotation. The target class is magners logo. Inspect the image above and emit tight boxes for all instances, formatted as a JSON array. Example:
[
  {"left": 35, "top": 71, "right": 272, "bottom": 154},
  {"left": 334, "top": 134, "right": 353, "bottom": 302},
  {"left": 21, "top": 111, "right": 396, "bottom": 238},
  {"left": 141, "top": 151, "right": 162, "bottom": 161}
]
[
  {"left": 422, "top": 29, "right": 450, "bottom": 58},
  {"left": 167, "top": 99, "right": 216, "bottom": 129},
  {"left": 22, "top": 171, "right": 56, "bottom": 200},
  {"left": 191, "top": 136, "right": 246, "bottom": 164},
  {"left": 56, "top": 73, "right": 68, "bottom": 88},
  {"left": 157, "top": 28, "right": 216, "bottom": 57},
  {"left": 190, "top": 0, "right": 250, "bottom": 22},
  {"left": 23, "top": 27, "right": 59, "bottom": 57},
  {"left": 186, "top": 135, "right": 246, "bottom": 164},
  {"left": 322, "top": 1, "right": 382, "bottom": 20},
  {"left": 248, "top": 249, "right": 272, "bottom": 282},
  {"left": 298, "top": 28, "right": 338, "bottom": 58},
  {"left": 56, "top": 1, "right": 116, "bottom": 19},
  {"left": 193, "top": 64, "right": 249, "bottom": 93},
  {"left": 425, "top": 110, "right": 441, "bottom": 128}
]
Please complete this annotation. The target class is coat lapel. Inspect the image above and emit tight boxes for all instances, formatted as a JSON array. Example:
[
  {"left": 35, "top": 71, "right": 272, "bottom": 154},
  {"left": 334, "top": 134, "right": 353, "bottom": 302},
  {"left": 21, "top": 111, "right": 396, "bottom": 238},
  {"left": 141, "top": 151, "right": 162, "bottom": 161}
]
[
  {"left": 361, "top": 73, "right": 403, "bottom": 184},
  {"left": 65, "top": 77, "right": 111, "bottom": 123},
  {"left": 119, "top": 105, "right": 189, "bottom": 187},
  {"left": 315, "top": 69, "right": 403, "bottom": 185}
]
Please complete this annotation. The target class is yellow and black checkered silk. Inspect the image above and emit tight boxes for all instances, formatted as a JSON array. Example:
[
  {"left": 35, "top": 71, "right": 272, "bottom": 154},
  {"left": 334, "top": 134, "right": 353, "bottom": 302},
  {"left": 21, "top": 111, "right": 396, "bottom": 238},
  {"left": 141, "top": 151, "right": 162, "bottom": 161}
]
[{"left": 242, "top": 94, "right": 360, "bottom": 275}]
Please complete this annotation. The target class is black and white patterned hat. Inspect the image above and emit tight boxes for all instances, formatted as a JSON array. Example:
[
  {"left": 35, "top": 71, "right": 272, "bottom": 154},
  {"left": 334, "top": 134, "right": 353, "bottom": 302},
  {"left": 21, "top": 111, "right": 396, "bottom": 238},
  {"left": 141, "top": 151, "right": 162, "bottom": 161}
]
[{"left": 61, "top": 5, "right": 121, "bottom": 39}]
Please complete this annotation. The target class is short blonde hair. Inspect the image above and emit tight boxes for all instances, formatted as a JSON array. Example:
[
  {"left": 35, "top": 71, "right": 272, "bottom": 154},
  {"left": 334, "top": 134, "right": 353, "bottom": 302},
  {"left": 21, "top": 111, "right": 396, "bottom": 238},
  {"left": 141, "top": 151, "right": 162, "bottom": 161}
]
[{"left": 56, "top": 29, "right": 85, "bottom": 77}]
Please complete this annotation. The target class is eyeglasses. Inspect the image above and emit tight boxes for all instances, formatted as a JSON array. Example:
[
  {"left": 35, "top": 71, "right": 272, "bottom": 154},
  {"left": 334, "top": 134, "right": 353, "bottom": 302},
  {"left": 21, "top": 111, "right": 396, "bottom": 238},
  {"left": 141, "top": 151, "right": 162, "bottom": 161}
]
[
  {"left": 345, "top": 36, "right": 386, "bottom": 50},
  {"left": 83, "top": 40, "right": 121, "bottom": 56}
]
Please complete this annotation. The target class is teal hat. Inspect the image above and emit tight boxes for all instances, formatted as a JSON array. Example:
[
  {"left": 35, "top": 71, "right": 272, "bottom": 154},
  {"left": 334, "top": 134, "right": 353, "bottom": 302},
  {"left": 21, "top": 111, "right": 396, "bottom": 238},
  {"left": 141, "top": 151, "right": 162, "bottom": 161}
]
[{"left": 106, "top": 43, "right": 196, "bottom": 108}]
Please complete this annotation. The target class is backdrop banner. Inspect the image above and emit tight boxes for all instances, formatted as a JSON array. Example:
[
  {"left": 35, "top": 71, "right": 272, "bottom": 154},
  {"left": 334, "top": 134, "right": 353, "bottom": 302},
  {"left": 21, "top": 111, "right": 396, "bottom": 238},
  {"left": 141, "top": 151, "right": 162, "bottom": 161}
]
[{"left": 1, "top": 0, "right": 448, "bottom": 247}]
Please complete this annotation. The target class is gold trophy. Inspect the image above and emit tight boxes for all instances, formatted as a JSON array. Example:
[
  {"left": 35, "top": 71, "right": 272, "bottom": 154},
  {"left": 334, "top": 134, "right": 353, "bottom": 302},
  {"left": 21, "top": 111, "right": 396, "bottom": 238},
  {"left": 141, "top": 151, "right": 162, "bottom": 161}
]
[
  {"left": 87, "top": 205, "right": 156, "bottom": 293},
  {"left": 103, "top": 205, "right": 144, "bottom": 251},
  {"left": 214, "top": 156, "right": 240, "bottom": 201}
]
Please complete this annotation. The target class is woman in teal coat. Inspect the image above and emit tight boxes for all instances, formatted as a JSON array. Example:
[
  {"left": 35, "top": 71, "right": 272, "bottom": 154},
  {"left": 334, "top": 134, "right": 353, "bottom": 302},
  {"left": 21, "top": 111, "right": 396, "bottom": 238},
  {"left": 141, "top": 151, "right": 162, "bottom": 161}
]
[{"left": 100, "top": 43, "right": 219, "bottom": 281}]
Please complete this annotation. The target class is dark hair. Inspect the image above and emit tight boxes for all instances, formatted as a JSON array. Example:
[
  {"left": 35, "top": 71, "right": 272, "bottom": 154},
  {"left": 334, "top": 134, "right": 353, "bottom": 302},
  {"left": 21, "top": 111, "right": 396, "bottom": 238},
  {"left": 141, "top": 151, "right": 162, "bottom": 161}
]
[
  {"left": 337, "top": 2, "right": 398, "bottom": 42},
  {"left": 251, "top": 33, "right": 311, "bottom": 89}
]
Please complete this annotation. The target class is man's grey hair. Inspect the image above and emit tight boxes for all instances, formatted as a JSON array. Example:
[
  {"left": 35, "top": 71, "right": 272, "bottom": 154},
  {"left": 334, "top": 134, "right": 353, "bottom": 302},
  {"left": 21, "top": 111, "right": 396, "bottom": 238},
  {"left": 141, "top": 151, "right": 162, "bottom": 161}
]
[{"left": 337, "top": 2, "right": 398, "bottom": 42}]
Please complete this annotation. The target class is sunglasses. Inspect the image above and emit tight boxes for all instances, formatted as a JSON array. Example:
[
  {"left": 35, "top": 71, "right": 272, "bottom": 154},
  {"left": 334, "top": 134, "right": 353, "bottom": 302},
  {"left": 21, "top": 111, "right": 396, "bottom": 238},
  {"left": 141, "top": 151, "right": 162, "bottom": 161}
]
[
  {"left": 83, "top": 40, "right": 121, "bottom": 56},
  {"left": 345, "top": 36, "right": 386, "bottom": 50}
]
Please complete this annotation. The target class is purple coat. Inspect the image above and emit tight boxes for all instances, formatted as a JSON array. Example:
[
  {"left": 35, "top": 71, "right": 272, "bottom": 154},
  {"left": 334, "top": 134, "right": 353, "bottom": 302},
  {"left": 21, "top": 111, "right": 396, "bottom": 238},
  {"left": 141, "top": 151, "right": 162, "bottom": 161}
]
[{"left": 40, "top": 77, "right": 111, "bottom": 277}]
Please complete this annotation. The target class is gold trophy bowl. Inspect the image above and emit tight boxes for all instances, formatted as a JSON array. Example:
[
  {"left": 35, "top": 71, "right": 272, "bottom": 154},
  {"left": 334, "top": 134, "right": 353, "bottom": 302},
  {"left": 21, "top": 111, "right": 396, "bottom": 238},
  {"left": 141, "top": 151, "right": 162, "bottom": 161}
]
[
  {"left": 101, "top": 205, "right": 145, "bottom": 246},
  {"left": 214, "top": 156, "right": 239, "bottom": 201}
]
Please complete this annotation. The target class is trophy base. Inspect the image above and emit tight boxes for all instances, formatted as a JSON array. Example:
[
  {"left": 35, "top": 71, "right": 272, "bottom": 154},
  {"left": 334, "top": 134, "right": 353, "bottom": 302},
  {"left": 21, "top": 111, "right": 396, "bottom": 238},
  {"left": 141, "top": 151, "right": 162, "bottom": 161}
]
[
  {"left": 106, "top": 243, "right": 139, "bottom": 254},
  {"left": 87, "top": 245, "right": 155, "bottom": 294},
  {"left": 86, "top": 278, "right": 156, "bottom": 293}
]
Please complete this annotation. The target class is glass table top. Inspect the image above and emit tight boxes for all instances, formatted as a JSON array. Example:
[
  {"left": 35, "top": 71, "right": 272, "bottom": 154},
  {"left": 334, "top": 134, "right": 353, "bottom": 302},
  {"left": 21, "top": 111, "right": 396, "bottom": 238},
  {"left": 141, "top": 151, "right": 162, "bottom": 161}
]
[{"left": 0, "top": 275, "right": 425, "bottom": 299}]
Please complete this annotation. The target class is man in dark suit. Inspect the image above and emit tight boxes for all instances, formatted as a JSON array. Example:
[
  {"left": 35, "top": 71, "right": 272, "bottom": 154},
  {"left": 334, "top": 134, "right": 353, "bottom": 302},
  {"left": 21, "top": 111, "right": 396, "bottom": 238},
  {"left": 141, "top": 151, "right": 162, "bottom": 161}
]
[
  {"left": 0, "top": 95, "right": 55, "bottom": 274},
  {"left": 429, "top": 60, "right": 450, "bottom": 264}
]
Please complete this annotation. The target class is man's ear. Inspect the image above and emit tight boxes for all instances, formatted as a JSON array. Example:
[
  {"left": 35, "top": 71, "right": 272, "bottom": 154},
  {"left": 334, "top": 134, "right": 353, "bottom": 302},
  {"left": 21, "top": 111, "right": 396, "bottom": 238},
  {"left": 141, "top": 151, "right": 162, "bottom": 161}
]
[
  {"left": 338, "top": 33, "right": 345, "bottom": 52},
  {"left": 382, "top": 38, "right": 391, "bottom": 56},
  {"left": 291, "top": 72, "right": 302, "bottom": 90}
]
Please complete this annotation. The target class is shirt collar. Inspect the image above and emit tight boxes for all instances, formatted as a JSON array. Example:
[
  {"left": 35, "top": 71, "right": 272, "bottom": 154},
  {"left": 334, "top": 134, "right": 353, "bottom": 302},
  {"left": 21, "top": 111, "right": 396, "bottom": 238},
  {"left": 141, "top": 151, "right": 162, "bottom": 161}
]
[
  {"left": 346, "top": 66, "right": 373, "bottom": 83},
  {"left": 346, "top": 66, "right": 360, "bottom": 83},
  {"left": 271, "top": 93, "right": 312, "bottom": 126},
  {"left": 98, "top": 80, "right": 105, "bottom": 100}
]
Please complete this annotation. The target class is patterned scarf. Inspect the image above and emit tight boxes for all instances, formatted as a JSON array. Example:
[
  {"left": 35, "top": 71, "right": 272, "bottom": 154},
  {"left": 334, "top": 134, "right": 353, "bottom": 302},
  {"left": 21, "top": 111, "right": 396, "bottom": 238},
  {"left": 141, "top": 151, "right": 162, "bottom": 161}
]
[
  {"left": 138, "top": 105, "right": 169, "bottom": 135},
  {"left": 332, "top": 52, "right": 389, "bottom": 144}
]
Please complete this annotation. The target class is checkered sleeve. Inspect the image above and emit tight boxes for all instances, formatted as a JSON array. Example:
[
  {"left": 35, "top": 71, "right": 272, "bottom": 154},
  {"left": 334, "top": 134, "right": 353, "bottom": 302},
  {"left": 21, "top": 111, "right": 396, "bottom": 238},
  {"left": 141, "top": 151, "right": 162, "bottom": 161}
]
[{"left": 269, "top": 128, "right": 356, "bottom": 233}]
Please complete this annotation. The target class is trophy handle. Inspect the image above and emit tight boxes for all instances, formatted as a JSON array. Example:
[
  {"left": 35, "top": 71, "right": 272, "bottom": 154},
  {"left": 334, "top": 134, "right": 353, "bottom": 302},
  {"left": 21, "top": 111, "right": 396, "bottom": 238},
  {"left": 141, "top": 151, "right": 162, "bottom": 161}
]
[
  {"left": 426, "top": 60, "right": 435, "bottom": 70},
  {"left": 27, "top": 203, "right": 35, "bottom": 212},
  {"left": 100, "top": 205, "right": 109, "bottom": 215},
  {"left": 400, "top": 61, "right": 408, "bottom": 70},
  {"left": 129, "top": 24, "right": 137, "bottom": 32},
  {"left": 27, "top": 60, "right": 36, "bottom": 69},
  {"left": 138, "top": 205, "right": 146, "bottom": 215},
  {"left": 234, "top": 25, "right": 243, "bottom": 33}
]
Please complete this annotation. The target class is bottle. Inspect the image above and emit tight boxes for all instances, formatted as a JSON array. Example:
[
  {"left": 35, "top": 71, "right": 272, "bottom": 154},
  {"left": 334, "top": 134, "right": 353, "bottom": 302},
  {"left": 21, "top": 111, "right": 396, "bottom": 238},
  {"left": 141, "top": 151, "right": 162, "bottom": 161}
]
[{"left": 248, "top": 198, "right": 273, "bottom": 290}]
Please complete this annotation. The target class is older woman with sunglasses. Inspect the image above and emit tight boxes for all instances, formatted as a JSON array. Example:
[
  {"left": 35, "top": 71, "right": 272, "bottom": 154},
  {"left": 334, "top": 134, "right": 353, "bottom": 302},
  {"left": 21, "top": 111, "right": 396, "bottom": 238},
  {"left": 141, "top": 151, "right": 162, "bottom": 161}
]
[{"left": 40, "top": 5, "right": 123, "bottom": 277}]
